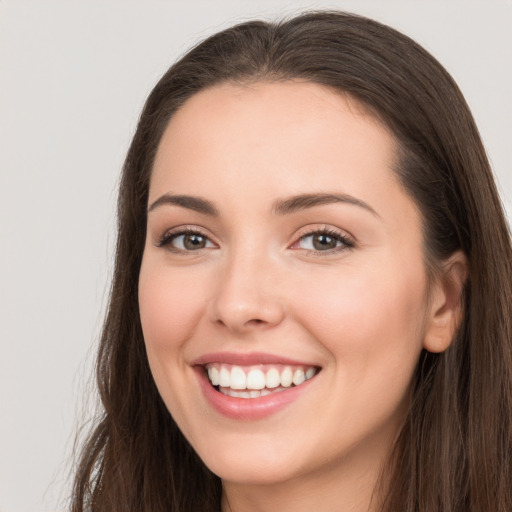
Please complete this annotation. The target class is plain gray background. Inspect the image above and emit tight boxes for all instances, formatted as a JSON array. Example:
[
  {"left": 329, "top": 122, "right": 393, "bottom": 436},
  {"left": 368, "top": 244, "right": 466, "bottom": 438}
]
[{"left": 1, "top": 1, "right": 511, "bottom": 511}]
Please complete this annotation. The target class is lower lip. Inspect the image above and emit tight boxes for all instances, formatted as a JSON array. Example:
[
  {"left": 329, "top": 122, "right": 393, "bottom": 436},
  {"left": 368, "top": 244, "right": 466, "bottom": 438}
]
[{"left": 195, "top": 367, "right": 316, "bottom": 420}]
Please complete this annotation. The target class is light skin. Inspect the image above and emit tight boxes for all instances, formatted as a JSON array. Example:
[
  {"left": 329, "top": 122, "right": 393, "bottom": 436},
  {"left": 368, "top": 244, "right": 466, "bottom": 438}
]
[{"left": 138, "top": 81, "right": 467, "bottom": 512}]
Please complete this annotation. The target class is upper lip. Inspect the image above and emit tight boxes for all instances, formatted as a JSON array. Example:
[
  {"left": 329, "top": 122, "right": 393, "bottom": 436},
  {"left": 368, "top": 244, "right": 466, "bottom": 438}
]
[{"left": 191, "top": 351, "right": 319, "bottom": 367}]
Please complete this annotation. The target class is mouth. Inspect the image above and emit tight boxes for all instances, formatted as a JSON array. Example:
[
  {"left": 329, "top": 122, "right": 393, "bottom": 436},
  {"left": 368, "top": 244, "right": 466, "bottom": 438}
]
[
  {"left": 203, "top": 363, "right": 320, "bottom": 399},
  {"left": 193, "top": 353, "right": 321, "bottom": 419}
]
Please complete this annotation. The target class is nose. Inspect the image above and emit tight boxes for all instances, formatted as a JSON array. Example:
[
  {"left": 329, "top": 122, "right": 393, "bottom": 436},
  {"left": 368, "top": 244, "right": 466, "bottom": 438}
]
[{"left": 208, "top": 251, "right": 285, "bottom": 334}]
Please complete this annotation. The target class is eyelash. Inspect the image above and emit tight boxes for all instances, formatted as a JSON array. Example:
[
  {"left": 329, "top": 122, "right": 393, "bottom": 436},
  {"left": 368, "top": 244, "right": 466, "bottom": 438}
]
[
  {"left": 292, "top": 228, "right": 354, "bottom": 255},
  {"left": 156, "top": 226, "right": 354, "bottom": 255},
  {"left": 157, "top": 227, "right": 214, "bottom": 253}
]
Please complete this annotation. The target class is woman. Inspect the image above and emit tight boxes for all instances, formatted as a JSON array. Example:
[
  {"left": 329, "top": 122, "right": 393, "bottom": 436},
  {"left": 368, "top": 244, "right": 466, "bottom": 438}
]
[{"left": 72, "top": 11, "right": 512, "bottom": 512}]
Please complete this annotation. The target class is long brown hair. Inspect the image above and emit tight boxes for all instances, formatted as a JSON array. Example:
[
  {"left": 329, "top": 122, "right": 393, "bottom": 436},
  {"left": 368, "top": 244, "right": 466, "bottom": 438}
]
[{"left": 71, "top": 11, "right": 512, "bottom": 511}]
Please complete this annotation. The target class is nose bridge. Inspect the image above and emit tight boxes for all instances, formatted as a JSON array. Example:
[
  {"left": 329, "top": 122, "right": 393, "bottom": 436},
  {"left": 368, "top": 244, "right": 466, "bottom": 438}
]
[{"left": 209, "top": 242, "right": 285, "bottom": 332}]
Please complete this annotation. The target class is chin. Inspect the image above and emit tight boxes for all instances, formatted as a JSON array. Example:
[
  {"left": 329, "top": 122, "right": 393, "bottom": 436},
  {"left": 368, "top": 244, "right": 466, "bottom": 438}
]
[
  {"left": 194, "top": 437, "right": 306, "bottom": 486},
  {"left": 208, "top": 459, "right": 297, "bottom": 486}
]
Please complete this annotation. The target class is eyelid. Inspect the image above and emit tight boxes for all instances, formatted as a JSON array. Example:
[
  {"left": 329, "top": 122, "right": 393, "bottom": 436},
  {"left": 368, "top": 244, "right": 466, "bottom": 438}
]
[
  {"left": 289, "top": 225, "right": 355, "bottom": 253},
  {"left": 154, "top": 224, "right": 354, "bottom": 255},
  {"left": 156, "top": 225, "right": 218, "bottom": 252}
]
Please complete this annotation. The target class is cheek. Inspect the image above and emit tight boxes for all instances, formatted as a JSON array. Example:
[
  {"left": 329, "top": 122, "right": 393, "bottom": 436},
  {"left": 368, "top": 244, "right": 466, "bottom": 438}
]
[
  {"left": 138, "top": 259, "right": 206, "bottom": 360},
  {"left": 293, "top": 260, "right": 429, "bottom": 438},
  {"left": 138, "top": 258, "right": 208, "bottom": 430},
  {"left": 294, "top": 259, "right": 428, "bottom": 368}
]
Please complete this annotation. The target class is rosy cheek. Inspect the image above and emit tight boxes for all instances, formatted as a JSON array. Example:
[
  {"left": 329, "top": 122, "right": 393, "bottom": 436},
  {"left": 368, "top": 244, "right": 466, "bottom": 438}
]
[
  {"left": 294, "top": 262, "right": 426, "bottom": 357},
  {"left": 138, "top": 268, "right": 202, "bottom": 407},
  {"left": 139, "top": 268, "right": 198, "bottom": 354}
]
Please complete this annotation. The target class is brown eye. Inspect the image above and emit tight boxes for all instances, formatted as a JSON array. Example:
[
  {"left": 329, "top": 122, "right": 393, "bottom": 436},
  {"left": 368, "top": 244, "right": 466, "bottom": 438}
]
[
  {"left": 182, "top": 233, "right": 207, "bottom": 250},
  {"left": 312, "top": 233, "right": 338, "bottom": 250},
  {"left": 158, "top": 230, "right": 216, "bottom": 251},
  {"left": 293, "top": 229, "right": 354, "bottom": 253}
]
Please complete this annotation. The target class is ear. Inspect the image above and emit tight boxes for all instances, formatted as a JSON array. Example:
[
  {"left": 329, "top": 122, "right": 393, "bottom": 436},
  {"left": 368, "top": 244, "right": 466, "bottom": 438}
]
[{"left": 423, "top": 250, "right": 468, "bottom": 353}]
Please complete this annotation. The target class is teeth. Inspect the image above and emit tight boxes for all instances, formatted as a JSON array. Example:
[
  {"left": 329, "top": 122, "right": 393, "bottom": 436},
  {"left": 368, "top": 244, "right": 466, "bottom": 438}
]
[
  {"left": 265, "top": 368, "right": 280, "bottom": 389},
  {"left": 280, "top": 367, "right": 293, "bottom": 387},
  {"left": 306, "top": 367, "right": 316, "bottom": 380},
  {"left": 220, "top": 386, "right": 288, "bottom": 398},
  {"left": 219, "top": 367, "right": 230, "bottom": 387},
  {"left": 206, "top": 363, "right": 319, "bottom": 396},
  {"left": 247, "top": 369, "right": 266, "bottom": 390},
  {"left": 293, "top": 369, "right": 305, "bottom": 386},
  {"left": 230, "top": 366, "right": 247, "bottom": 390},
  {"left": 208, "top": 366, "right": 219, "bottom": 386}
]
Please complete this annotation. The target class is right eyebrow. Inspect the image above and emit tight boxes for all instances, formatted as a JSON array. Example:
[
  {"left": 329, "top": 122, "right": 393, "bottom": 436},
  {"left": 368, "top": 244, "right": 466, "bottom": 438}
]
[
  {"left": 147, "top": 194, "right": 219, "bottom": 216},
  {"left": 272, "top": 192, "right": 380, "bottom": 218}
]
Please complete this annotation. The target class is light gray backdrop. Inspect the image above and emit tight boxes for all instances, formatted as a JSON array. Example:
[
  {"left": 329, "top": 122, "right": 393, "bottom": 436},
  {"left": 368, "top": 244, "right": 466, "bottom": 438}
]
[{"left": 1, "top": 1, "right": 510, "bottom": 511}]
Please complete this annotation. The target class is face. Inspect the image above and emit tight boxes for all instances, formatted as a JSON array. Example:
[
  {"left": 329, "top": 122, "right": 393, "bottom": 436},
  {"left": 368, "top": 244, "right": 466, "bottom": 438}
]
[{"left": 139, "top": 82, "right": 434, "bottom": 489}]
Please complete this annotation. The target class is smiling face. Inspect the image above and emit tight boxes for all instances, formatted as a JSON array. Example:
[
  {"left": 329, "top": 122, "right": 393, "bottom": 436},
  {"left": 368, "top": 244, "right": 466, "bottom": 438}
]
[{"left": 138, "top": 81, "right": 440, "bottom": 498}]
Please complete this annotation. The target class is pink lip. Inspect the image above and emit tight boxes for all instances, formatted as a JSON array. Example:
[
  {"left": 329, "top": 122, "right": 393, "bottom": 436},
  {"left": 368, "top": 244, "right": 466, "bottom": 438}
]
[
  {"left": 192, "top": 351, "right": 315, "bottom": 367},
  {"left": 192, "top": 352, "right": 319, "bottom": 421},
  {"left": 195, "top": 368, "right": 315, "bottom": 420}
]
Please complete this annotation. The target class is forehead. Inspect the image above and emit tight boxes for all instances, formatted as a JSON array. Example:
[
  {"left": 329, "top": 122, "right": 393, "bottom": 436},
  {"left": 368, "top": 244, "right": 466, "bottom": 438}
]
[{"left": 151, "top": 81, "right": 399, "bottom": 197}]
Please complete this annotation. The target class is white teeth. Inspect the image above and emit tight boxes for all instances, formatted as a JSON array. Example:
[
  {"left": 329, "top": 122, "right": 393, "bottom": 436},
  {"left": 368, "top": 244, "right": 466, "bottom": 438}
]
[
  {"left": 280, "top": 367, "right": 293, "bottom": 387},
  {"left": 306, "top": 367, "right": 316, "bottom": 380},
  {"left": 265, "top": 368, "right": 281, "bottom": 389},
  {"left": 208, "top": 366, "right": 220, "bottom": 386},
  {"left": 247, "top": 369, "right": 266, "bottom": 390},
  {"left": 230, "top": 366, "right": 247, "bottom": 390},
  {"left": 223, "top": 389, "right": 251, "bottom": 398},
  {"left": 207, "top": 363, "right": 319, "bottom": 396},
  {"left": 292, "top": 369, "right": 305, "bottom": 386},
  {"left": 219, "top": 367, "right": 230, "bottom": 387},
  {"left": 219, "top": 386, "right": 288, "bottom": 398}
]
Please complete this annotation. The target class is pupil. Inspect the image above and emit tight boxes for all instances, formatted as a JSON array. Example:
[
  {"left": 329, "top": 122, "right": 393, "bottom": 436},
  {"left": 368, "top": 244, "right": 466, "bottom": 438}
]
[
  {"left": 313, "top": 234, "right": 336, "bottom": 250},
  {"left": 184, "top": 234, "right": 206, "bottom": 250}
]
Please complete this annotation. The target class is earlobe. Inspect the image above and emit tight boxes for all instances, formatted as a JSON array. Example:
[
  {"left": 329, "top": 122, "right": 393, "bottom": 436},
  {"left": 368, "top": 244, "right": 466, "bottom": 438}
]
[{"left": 423, "top": 250, "right": 468, "bottom": 353}]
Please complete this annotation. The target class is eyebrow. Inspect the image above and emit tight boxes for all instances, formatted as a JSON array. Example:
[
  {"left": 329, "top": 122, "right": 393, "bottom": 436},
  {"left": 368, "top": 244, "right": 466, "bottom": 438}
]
[
  {"left": 147, "top": 192, "right": 378, "bottom": 218},
  {"left": 148, "top": 194, "right": 219, "bottom": 216},
  {"left": 272, "top": 193, "right": 379, "bottom": 217}
]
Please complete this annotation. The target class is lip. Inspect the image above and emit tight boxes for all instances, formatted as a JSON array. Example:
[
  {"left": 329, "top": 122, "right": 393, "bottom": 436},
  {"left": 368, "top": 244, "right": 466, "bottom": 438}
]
[
  {"left": 192, "top": 352, "right": 320, "bottom": 420},
  {"left": 192, "top": 351, "right": 316, "bottom": 367}
]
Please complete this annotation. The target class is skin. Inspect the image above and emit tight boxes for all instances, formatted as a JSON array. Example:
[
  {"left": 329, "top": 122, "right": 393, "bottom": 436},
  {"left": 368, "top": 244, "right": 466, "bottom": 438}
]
[{"left": 139, "top": 81, "right": 466, "bottom": 512}]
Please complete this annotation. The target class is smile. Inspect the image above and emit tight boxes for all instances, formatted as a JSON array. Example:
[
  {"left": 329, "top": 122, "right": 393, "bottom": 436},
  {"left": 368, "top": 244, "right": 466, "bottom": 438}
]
[
  {"left": 193, "top": 353, "right": 321, "bottom": 419},
  {"left": 205, "top": 363, "right": 318, "bottom": 399}
]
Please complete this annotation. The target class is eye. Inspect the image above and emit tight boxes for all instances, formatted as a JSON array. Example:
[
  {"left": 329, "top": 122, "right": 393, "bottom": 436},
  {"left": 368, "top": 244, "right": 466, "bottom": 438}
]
[
  {"left": 158, "top": 228, "right": 216, "bottom": 252},
  {"left": 291, "top": 228, "right": 354, "bottom": 253}
]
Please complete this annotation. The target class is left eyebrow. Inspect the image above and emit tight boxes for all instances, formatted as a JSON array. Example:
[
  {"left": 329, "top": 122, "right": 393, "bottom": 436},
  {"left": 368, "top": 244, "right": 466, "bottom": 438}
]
[
  {"left": 272, "top": 193, "right": 380, "bottom": 218},
  {"left": 147, "top": 194, "right": 219, "bottom": 216}
]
